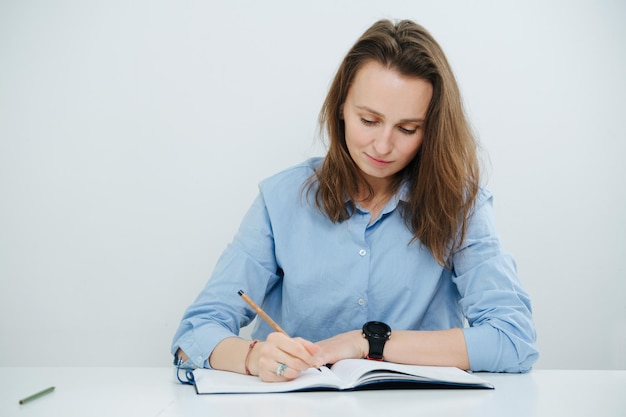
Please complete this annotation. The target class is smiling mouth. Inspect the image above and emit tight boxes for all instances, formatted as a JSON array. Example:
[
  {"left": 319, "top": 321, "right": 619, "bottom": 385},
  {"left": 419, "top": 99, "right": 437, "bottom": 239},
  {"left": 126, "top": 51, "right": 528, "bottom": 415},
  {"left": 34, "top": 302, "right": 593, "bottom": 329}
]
[{"left": 366, "top": 154, "right": 391, "bottom": 166}]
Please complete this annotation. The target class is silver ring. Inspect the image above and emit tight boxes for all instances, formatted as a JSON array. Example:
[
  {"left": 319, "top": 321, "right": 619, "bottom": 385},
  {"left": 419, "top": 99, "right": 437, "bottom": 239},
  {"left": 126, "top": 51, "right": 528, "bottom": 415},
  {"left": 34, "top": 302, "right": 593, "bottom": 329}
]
[{"left": 276, "top": 363, "right": 287, "bottom": 377}]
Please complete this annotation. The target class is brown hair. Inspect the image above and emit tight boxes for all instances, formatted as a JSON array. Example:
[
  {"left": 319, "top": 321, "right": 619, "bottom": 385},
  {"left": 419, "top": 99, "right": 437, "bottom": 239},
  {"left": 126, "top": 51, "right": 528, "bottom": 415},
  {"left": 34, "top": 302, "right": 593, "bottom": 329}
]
[{"left": 309, "top": 19, "right": 480, "bottom": 266}]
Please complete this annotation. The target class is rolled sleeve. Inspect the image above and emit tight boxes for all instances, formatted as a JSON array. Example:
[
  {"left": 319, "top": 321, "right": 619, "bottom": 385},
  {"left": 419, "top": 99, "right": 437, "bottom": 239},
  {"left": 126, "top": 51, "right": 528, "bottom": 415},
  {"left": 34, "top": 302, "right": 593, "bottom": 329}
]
[
  {"left": 453, "top": 190, "right": 539, "bottom": 372},
  {"left": 171, "top": 320, "right": 238, "bottom": 369},
  {"left": 170, "top": 194, "right": 280, "bottom": 368}
]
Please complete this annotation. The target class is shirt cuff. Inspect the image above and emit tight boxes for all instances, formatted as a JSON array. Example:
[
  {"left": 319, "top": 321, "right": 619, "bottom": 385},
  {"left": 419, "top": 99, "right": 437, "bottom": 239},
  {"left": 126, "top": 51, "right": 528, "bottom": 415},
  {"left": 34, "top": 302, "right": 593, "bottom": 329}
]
[
  {"left": 171, "top": 324, "right": 238, "bottom": 369},
  {"left": 463, "top": 324, "right": 534, "bottom": 373}
]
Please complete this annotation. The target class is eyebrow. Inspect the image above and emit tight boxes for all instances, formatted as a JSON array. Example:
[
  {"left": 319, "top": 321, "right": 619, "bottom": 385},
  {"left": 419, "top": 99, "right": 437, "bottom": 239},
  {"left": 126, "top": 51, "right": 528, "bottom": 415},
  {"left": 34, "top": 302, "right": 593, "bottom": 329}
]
[{"left": 356, "top": 105, "right": 425, "bottom": 123}]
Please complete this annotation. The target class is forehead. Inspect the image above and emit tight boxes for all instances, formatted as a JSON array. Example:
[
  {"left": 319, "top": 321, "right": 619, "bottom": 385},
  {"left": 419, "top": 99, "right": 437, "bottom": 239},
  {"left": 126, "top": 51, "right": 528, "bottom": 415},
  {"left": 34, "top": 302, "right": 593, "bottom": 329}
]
[{"left": 347, "top": 60, "right": 432, "bottom": 118}]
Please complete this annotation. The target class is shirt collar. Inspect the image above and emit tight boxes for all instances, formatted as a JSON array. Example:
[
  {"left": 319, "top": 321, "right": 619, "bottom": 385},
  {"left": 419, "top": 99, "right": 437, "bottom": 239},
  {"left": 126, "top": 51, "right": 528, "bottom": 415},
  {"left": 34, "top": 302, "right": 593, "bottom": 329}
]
[
  {"left": 397, "top": 181, "right": 411, "bottom": 203},
  {"left": 347, "top": 180, "right": 411, "bottom": 217},
  {"left": 380, "top": 181, "right": 410, "bottom": 216}
]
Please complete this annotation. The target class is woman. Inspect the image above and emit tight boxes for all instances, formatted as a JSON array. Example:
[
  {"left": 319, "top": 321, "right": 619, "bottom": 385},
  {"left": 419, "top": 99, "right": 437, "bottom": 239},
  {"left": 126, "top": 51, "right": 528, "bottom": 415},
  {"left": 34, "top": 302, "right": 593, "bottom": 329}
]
[{"left": 171, "top": 19, "right": 538, "bottom": 382}]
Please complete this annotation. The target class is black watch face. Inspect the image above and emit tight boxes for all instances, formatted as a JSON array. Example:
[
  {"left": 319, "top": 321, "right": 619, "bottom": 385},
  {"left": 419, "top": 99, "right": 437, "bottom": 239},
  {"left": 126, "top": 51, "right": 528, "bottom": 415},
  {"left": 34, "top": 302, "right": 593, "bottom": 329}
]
[{"left": 365, "top": 321, "right": 391, "bottom": 338}]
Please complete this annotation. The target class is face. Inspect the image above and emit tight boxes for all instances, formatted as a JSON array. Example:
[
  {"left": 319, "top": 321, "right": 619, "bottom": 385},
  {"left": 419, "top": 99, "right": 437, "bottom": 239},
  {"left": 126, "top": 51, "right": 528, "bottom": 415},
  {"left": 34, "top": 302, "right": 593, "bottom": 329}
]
[{"left": 342, "top": 60, "right": 433, "bottom": 190}]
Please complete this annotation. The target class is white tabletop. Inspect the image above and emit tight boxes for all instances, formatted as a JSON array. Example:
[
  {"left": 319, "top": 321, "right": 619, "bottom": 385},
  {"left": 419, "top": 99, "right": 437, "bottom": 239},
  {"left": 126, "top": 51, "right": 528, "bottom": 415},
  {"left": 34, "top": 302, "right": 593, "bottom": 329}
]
[{"left": 1, "top": 367, "right": 625, "bottom": 417}]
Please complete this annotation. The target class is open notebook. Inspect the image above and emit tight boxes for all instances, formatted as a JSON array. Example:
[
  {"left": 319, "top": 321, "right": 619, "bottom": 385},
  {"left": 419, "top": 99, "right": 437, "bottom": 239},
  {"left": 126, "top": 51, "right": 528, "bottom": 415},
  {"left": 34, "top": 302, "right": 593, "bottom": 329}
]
[{"left": 192, "top": 358, "right": 493, "bottom": 394}]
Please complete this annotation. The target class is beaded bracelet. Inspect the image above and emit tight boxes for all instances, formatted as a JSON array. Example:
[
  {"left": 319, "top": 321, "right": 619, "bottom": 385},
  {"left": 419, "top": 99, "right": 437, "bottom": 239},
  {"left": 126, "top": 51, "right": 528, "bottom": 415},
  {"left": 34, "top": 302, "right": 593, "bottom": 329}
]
[{"left": 244, "top": 339, "right": 259, "bottom": 375}]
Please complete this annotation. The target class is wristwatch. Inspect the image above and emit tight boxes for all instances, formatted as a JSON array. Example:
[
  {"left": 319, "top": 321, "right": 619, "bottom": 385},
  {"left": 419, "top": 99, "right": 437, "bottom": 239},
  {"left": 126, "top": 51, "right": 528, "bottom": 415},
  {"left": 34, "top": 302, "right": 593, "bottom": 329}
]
[{"left": 362, "top": 321, "right": 391, "bottom": 361}]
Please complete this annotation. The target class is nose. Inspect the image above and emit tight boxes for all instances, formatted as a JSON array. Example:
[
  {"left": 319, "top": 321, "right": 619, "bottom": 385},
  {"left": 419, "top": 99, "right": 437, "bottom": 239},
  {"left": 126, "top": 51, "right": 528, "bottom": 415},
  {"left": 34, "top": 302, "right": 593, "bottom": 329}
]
[{"left": 373, "top": 127, "right": 393, "bottom": 155}]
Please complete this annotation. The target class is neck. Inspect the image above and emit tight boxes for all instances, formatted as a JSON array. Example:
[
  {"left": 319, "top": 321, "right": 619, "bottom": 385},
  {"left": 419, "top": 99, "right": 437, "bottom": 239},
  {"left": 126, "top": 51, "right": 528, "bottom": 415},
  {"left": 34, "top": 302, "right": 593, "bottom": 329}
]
[
  {"left": 364, "top": 172, "right": 392, "bottom": 194},
  {"left": 358, "top": 173, "right": 395, "bottom": 200},
  {"left": 357, "top": 178, "right": 395, "bottom": 215}
]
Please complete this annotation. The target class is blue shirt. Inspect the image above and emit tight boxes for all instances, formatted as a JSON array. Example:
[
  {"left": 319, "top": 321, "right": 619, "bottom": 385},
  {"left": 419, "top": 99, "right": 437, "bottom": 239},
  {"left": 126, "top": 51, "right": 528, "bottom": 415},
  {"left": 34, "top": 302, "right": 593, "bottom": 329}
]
[{"left": 171, "top": 158, "right": 538, "bottom": 372}]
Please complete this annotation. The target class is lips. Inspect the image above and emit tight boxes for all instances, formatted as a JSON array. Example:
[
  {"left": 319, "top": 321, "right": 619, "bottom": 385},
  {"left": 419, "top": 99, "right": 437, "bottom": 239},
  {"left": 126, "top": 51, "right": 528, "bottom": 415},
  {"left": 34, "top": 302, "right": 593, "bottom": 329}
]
[{"left": 366, "top": 153, "right": 391, "bottom": 166}]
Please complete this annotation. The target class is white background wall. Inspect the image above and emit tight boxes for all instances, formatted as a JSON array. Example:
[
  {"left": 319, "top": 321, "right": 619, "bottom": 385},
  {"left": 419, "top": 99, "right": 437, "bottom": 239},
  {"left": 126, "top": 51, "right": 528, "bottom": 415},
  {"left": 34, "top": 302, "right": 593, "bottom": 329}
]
[{"left": 1, "top": 0, "right": 624, "bottom": 369}]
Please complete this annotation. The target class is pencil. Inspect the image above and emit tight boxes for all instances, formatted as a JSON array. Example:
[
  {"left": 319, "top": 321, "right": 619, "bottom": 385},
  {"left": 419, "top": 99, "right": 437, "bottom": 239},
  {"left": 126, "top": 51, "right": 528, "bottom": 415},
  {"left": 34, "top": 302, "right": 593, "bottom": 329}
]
[
  {"left": 19, "top": 386, "right": 55, "bottom": 405},
  {"left": 238, "top": 290, "right": 287, "bottom": 335}
]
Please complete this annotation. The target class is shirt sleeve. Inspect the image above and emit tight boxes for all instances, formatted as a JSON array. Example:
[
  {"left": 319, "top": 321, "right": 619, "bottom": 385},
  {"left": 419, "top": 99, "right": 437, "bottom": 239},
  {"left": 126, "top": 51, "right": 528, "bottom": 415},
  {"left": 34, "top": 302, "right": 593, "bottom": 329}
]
[
  {"left": 170, "top": 193, "right": 280, "bottom": 369},
  {"left": 452, "top": 190, "right": 539, "bottom": 373}
]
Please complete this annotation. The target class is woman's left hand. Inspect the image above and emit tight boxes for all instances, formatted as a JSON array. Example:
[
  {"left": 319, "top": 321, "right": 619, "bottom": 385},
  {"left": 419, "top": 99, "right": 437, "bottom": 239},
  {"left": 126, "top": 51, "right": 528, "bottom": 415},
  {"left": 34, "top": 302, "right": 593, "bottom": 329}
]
[{"left": 312, "top": 330, "right": 368, "bottom": 367}]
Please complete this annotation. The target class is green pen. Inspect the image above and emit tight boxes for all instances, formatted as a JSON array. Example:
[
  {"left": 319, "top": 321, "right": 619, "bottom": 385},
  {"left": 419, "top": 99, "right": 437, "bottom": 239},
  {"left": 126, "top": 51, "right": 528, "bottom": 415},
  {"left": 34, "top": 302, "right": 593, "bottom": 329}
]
[{"left": 19, "top": 386, "right": 55, "bottom": 405}]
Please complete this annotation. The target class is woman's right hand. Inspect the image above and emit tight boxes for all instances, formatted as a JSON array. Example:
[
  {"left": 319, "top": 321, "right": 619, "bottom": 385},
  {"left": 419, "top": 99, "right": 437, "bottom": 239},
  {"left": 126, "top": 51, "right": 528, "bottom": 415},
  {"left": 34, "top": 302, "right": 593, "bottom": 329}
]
[{"left": 248, "top": 332, "right": 320, "bottom": 382}]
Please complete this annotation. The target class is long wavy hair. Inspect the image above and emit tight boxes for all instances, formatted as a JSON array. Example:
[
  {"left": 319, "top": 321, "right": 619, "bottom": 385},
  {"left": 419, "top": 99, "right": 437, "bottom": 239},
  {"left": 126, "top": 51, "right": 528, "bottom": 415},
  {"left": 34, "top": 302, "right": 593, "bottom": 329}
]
[{"left": 308, "top": 19, "right": 480, "bottom": 266}]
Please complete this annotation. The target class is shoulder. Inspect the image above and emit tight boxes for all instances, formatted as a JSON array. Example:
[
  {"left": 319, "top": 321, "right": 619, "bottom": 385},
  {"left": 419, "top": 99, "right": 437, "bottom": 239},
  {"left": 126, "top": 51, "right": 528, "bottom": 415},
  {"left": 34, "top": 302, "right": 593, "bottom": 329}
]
[
  {"left": 259, "top": 157, "right": 323, "bottom": 195},
  {"left": 474, "top": 186, "right": 493, "bottom": 209},
  {"left": 464, "top": 187, "right": 498, "bottom": 238},
  {"left": 257, "top": 157, "right": 324, "bottom": 221}
]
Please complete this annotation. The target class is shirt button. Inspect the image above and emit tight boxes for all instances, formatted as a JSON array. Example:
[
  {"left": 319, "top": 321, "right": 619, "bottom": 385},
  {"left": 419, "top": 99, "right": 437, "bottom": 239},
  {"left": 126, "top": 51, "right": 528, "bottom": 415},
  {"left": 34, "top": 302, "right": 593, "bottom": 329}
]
[
  {"left": 197, "top": 356, "right": 203, "bottom": 363},
  {"left": 357, "top": 298, "right": 365, "bottom": 306},
  {"left": 359, "top": 249, "right": 367, "bottom": 256}
]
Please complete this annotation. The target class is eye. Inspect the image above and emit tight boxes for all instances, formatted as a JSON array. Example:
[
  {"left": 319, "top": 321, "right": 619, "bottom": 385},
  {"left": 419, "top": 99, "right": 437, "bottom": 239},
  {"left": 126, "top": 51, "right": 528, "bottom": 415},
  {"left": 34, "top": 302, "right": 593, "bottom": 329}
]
[
  {"left": 398, "top": 126, "right": 419, "bottom": 135},
  {"left": 360, "top": 118, "right": 377, "bottom": 126}
]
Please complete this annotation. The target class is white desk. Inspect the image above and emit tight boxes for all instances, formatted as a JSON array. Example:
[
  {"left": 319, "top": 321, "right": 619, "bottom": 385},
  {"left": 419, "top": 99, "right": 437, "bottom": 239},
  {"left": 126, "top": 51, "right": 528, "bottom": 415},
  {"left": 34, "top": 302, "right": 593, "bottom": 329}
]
[{"left": 1, "top": 367, "right": 624, "bottom": 417}]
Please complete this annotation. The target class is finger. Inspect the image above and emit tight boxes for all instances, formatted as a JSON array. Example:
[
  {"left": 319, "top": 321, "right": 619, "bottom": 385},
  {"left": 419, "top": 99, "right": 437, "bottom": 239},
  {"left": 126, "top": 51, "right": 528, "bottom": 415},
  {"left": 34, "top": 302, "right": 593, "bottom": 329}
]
[
  {"left": 268, "top": 333, "right": 317, "bottom": 369},
  {"left": 268, "top": 345, "right": 312, "bottom": 374},
  {"left": 256, "top": 336, "right": 310, "bottom": 379},
  {"left": 299, "top": 338, "right": 321, "bottom": 356},
  {"left": 257, "top": 359, "right": 300, "bottom": 382},
  {"left": 285, "top": 336, "right": 319, "bottom": 365}
]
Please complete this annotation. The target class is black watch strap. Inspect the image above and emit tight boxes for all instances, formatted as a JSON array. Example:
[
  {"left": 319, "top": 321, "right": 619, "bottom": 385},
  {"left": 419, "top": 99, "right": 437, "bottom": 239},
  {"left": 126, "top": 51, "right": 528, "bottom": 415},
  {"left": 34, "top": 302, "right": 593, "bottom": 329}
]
[
  {"left": 367, "top": 337, "right": 386, "bottom": 360},
  {"left": 362, "top": 321, "right": 391, "bottom": 361}
]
